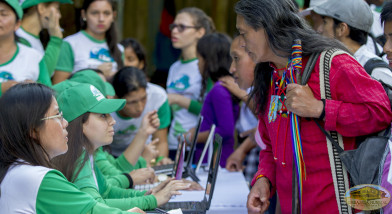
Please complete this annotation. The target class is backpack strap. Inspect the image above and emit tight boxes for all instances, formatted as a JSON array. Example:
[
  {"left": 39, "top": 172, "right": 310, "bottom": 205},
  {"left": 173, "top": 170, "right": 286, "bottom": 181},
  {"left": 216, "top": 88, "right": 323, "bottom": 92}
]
[
  {"left": 319, "top": 48, "right": 352, "bottom": 214},
  {"left": 369, "top": 33, "right": 382, "bottom": 56},
  {"left": 300, "top": 52, "right": 319, "bottom": 85},
  {"left": 363, "top": 57, "right": 391, "bottom": 76}
]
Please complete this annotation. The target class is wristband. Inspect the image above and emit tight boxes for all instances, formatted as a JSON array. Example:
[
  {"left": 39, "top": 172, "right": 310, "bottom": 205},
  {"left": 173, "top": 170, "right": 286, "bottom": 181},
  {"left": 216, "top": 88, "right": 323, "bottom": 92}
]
[
  {"left": 255, "top": 174, "right": 272, "bottom": 190},
  {"left": 255, "top": 174, "right": 265, "bottom": 181},
  {"left": 123, "top": 173, "right": 134, "bottom": 188},
  {"left": 156, "top": 156, "right": 165, "bottom": 163},
  {"left": 318, "top": 99, "right": 326, "bottom": 120}
]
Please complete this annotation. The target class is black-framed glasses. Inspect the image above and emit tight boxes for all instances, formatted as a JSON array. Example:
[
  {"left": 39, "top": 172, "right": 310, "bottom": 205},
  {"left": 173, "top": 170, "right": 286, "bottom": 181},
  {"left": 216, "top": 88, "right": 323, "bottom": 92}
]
[
  {"left": 41, "top": 111, "right": 64, "bottom": 122},
  {"left": 169, "top": 23, "right": 200, "bottom": 33}
]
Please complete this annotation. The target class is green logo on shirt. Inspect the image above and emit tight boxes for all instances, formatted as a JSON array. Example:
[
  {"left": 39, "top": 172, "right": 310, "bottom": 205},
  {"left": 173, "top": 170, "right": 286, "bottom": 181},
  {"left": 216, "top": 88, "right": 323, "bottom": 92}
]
[{"left": 117, "top": 124, "right": 137, "bottom": 134}]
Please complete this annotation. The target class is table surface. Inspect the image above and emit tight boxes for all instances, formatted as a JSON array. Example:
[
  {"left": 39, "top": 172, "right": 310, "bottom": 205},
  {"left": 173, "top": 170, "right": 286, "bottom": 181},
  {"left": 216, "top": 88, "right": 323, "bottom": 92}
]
[{"left": 169, "top": 168, "right": 250, "bottom": 214}]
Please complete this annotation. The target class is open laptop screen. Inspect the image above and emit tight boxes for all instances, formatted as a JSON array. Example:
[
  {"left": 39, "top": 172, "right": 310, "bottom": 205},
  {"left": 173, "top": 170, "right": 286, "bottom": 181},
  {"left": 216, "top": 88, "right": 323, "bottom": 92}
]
[
  {"left": 205, "top": 134, "right": 222, "bottom": 209},
  {"left": 173, "top": 135, "right": 186, "bottom": 180},
  {"left": 185, "top": 115, "right": 203, "bottom": 168}
]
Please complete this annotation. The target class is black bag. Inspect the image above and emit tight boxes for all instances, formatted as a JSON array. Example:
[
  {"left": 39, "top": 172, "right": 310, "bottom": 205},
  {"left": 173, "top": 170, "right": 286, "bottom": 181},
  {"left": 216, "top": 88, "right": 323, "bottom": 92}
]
[{"left": 302, "top": 49, "right": 390, "bottom": 186}]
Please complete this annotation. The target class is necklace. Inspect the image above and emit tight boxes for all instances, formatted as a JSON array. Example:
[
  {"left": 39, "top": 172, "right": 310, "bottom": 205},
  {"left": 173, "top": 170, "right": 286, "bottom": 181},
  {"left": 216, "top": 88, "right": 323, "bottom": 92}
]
[{"left": 268, "top": 65, "right": 290, "bottom": 123}]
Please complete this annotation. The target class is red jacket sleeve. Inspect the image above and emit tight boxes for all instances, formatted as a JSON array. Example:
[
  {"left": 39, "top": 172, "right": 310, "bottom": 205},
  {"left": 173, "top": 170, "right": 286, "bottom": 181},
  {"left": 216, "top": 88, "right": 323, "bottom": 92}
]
[
  {"left": 322, "top": 54, "right": 392, "bottom": 136},
  {"left": 251, "top": 116, "right": 276, "bottom": 195}
]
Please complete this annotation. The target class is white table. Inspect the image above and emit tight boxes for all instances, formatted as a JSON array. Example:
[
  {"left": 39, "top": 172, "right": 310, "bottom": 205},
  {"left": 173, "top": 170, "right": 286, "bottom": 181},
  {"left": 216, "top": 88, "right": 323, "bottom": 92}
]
[{"left": 169, "top": 168, "right": 249, "bottom": 214}]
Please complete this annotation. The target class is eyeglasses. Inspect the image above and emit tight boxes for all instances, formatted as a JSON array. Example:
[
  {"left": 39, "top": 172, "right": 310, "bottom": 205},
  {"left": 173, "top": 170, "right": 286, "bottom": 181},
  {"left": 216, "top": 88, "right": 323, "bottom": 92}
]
[
  {"left": 41, "top": 112, "right": 64, "bottom": 121},
  {"left": 169, "top": 23, "right": 199, "bottom": 33}
]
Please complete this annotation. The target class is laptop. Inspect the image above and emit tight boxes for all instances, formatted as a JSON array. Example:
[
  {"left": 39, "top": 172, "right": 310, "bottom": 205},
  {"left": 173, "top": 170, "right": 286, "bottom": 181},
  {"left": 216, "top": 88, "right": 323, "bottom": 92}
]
[
  {"left": 153, "top": 115, "right": 203, "bottom": 174},
  {"left": 134, "top": 136, "right": 186, "bottom": 190},
  {"left": 172, "top": 135, "right": 186, "bottom": 180},
  {"left": 195, "top": 124, "right": 216, "bottom": 173},
  {"left": 157, "top": 133, "right": 223, "bottom": 214},
  {"left": 135, "top": 122, "right": 213, "bottom": 191}
]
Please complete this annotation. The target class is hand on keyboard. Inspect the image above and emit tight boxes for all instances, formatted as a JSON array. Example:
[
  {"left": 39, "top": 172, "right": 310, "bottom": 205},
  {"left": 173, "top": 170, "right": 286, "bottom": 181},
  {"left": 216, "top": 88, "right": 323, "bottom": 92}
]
[
  {"left": 130, "top": 167, "right": 156, "bottom": 185},
  {"left": 152, "top": 179, "right": 192, "bottom": 206}
]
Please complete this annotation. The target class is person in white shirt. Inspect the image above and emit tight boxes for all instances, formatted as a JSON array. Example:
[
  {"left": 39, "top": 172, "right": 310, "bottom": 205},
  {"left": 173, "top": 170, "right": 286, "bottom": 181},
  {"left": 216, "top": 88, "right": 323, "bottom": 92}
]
[
  {"left": 17, "top": 0, "right": 72, "bottom": 75},
  {"left": 166, "top": 7, "right": 215, "bottom": 157},
  {"left": 53, "top": 0, "right": 123, "bottom": 84},
  {"left": 111, "top": 66, "right": 173, "bottom": 166}
]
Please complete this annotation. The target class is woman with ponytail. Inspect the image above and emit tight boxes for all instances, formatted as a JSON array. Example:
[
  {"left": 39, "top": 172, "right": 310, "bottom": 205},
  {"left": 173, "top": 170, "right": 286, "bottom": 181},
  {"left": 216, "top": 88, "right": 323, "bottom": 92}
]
[{"left": 53, "top": 0, "right": 123, "bottom": 84}]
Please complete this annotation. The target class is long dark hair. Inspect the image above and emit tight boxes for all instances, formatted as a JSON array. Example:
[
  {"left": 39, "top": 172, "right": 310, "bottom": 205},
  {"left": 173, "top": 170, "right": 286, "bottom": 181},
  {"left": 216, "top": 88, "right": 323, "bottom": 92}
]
[
  {"left": 196, "top": 33, "right": 233, "bottom": 100},
  {"left": 112, "top": 66, "right": 147, "bottom": 98},
  {"left": 52, "top": 113, "right": 92, "bottom": 182},
  {"left": 235, "top": 0, "right": 349, "bottom": 114},
  {"left": 81, "top": 0, "right": 123, "bottom": 70},
  {"left": 0, "top": 83, "right": 53, "bottom": 185},
  {"left": 178, "top": 7, "right": 216, "bottom": 36}
]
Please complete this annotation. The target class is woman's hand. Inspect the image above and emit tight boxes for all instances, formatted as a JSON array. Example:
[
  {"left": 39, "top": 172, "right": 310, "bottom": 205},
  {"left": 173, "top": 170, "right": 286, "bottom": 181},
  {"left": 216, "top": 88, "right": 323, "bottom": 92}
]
[
  {"left": 142, "top": 139, "right": 160, "bottom": 166},
  {"left": 152, "top": 179, "right": 191, "bottom": 206},
  {"left": 127, "top": 207, "right": 146, "bottom": 213},
  {"left": 140, "top": 111, "right": 160, "bottom": 136},
  {"left": 129, "top": 168, "right": 156, "bottom": 185},
  {"left": 156, "top": 157, "right": 174, "bottom": 166},
  {"left": 181, "top": 179, "right": 204, "bottom": 191},
  {"left": 97, "top": 62, "right": 113, "bottom": 78}
]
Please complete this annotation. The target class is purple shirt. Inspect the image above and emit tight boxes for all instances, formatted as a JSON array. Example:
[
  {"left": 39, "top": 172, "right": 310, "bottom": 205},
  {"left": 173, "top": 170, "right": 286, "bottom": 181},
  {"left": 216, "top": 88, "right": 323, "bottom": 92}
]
[
  {"left": 382, "top": 150, "right": 392, "bottom": 213},
  {"left": 195, "top": 82, "right": 239, "bottom": 167}
]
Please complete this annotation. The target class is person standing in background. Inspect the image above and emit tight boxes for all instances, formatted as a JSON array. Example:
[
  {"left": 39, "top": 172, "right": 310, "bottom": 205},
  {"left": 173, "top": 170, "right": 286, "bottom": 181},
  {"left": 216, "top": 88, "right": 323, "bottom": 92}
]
[
  {"left": 166, "top": 7, "right": 215, "bottom": 158},
  {"left": 17, "top": 0, "right": 72, "bottom": 76}
]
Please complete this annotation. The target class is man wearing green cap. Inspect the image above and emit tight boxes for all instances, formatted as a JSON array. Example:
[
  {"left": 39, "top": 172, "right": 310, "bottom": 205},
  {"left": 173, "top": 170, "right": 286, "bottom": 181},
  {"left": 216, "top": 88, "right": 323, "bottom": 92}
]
[
  {"left": 17, "top": 0, "right": 72, "bottom": 76},
  {"left": 0, "top": 0, "right": 52, "bottom": 96}
]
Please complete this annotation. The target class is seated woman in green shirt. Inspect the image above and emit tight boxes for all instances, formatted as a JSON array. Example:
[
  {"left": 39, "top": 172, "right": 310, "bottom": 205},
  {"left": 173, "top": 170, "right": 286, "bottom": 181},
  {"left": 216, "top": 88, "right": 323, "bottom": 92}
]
[
  {"left": 53, "top": 68, "right": 157, "bottom": 189},
  {"left": 53, "top": 83, "right": 189, "bottom": 211},
  {"left": 0, "top": 83, "right": 142, "bottom": 214}
]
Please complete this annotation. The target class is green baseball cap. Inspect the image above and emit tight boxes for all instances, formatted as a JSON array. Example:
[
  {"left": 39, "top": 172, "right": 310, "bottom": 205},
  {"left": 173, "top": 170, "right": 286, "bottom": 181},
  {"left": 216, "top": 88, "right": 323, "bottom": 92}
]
[
  {"left": 57, "top": 83, "right": 126, "bottom": 122},
  {"left": 70, "top": 70, "right": 115, "bottom": 97},
  {"left": 20, "top": 0, "right": 73, "bottom": 9},
  {"left": 4, "top": 0, "right": 23, "bottom": 19},
  {"left": 104, "top": 82, "right": 115, "bottom": 96},
  {"left": 52, "top": 80, "right": 80, "bottom": 98}
]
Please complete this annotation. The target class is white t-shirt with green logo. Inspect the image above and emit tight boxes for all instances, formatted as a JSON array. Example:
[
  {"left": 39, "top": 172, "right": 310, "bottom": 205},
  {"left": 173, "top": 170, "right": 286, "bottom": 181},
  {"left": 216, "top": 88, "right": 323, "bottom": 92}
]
[
  {"left": 0, "top": 43, "right": 41, "bottom": 83},
  {"left": 110, "top": 83, "right": 170, "bottom": 157},
  {"left": 166, "top": 59, "right": 202, "bottom": 150},
  {"left": 0, "top": 161, "right": 132, "bottom": 214},
  {"left": 16, "top": 27, "right": 44, "bottom": 54},
  {"left": 56, "top": 31, "right": 122, "bottom": 74}
]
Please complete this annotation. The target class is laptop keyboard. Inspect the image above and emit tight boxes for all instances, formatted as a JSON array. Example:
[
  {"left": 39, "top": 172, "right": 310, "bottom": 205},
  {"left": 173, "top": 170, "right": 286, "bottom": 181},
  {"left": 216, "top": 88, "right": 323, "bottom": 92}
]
[
  {"left": 152, "top": 163, "right": 174, "bottom": 171},
  {"left": 160, "top": 201, "right": 205, "bottom": 211},
  {"left": 133, "top": 182, "right": 161, "bottom": 191}
]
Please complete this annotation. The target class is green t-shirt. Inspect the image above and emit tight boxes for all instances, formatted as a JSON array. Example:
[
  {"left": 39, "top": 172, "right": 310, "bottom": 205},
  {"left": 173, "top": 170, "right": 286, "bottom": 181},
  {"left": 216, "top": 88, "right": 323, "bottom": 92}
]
[
  {"left": 94, "top": 147, "right": 147, "bottom": 188},
  {"left": 73, "top": 151, "right": 157, "bottom": 211}
]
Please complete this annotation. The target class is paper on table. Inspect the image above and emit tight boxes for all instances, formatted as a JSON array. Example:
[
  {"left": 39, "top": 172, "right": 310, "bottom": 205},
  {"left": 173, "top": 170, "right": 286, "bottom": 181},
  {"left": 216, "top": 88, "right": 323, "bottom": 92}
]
[{"left": 168, "top": 209, "right": 183, "bottom": 214}]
